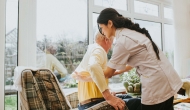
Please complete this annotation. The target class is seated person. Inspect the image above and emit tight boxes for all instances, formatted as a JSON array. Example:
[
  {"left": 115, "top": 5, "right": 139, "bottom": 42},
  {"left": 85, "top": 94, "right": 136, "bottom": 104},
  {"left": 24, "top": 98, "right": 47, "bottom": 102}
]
[
  {"left": 37, "top": 43, "right": 68, "bottom": 82},
  {"left": 72, "top": 32, "right": 141, "bottom": 110}
]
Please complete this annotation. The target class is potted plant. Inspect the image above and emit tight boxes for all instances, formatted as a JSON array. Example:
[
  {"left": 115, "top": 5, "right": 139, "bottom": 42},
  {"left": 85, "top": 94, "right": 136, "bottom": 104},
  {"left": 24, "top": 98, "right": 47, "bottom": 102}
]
[{"left": 121, "top": 68, "right": 141, "bottom": 95}]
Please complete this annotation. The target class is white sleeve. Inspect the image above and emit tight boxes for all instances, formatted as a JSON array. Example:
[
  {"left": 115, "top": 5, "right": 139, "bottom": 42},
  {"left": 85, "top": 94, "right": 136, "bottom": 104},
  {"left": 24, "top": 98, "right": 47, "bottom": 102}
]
[{"left": 88, "top": 48, "right": 108, "bottom": 92}]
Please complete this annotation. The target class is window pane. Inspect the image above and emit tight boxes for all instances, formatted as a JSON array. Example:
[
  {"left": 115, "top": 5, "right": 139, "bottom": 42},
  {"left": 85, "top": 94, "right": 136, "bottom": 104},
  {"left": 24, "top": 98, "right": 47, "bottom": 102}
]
[
  {"left": 164, "top": 24, "right": 174, "bottom": 66},
  {"left": 36, "top": 0, "right": 88, "bottom": 89},
  {"left": 94, "top": 0, "right": 127, "bottom": 11},
  {"left": 134, "top": 19, "right": 162, "bottom": 49},
  {"left": 134, "top": 0, "right": 159, "bottom": 17},
  {"left": 164, "top": 7, "right": 173, "bottom": 19},
  {"left": 5, "top": 0, "right": 18, "bottom": 109},
  {"left": 93, "top": 13, "right": 99, "bottom": 42}
]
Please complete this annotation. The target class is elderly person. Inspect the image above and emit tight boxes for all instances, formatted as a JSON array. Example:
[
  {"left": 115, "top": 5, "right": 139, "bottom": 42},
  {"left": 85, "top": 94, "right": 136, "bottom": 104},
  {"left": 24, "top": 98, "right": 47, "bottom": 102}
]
[
  {"left": 38, "top": 43, "right": 68, "bottom": 82},
  {"left": 72, "top": 32, "right": 141, "bottom": 110}
]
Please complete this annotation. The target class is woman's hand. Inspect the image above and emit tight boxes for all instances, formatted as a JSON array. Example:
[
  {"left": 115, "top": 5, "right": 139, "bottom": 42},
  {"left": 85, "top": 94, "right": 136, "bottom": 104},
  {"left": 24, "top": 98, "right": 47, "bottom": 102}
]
[
  {"left": 113, "top": 70, "right": 121, "bottom": 76},
  {"left": 112, "top": 66, "right": 134, "bottom": 76}
]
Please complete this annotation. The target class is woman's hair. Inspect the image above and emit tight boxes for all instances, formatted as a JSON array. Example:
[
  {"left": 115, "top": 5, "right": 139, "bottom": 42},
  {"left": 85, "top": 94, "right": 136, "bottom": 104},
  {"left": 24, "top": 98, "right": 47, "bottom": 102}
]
[{"left": 97, "top": 8, "right": 160, "bottom": 60}]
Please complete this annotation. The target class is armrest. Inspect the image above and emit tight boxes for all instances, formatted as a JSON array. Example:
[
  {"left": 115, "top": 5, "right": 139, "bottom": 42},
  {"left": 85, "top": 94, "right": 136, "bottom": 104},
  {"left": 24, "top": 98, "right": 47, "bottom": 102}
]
[{"left": 66, "top": 92, "right": 79, "bottom": 109}]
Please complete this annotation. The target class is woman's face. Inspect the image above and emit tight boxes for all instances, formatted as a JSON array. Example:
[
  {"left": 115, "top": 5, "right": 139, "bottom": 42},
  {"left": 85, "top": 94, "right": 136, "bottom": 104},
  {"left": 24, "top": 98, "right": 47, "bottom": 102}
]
[{"left": 98, "top": 21, "right": 116, "bottom": 39}]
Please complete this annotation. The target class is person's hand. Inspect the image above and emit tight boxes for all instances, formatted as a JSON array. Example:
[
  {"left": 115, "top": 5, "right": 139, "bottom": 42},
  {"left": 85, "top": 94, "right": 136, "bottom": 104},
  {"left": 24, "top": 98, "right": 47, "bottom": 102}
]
[
  {"left": 103, "top": 89, "right": 125, "bottom": 110},
  {"left": 106, "top": 95, "right": 125, "bottom": 110},
  {"left": 72, "top": 71, "right": 92, "bottom": 82},
  {"left": 73, "top": 71, "right": 85, "bottom": 80},
  {"left": 71, "top": 71, "right": 81, "bottom": 79}
]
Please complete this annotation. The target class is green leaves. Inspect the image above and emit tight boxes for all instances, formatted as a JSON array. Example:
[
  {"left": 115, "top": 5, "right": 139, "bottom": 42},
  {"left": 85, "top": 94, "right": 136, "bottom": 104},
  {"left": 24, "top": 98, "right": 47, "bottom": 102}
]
[{"left": 121, "top": 68, "right": 140, "bottom": 84}]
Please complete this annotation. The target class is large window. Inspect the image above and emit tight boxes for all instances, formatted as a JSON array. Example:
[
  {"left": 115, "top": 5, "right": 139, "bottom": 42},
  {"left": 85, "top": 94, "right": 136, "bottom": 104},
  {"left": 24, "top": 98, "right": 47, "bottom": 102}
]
[
  {"left": 134, "top": 19, "right": 162, "bottom": 49},
  {"left": 5, "top": 0, "right": 18, "bottom": 109},
  {"left": 36, "top": 0, "right": 88, "bottom": 89},
  {"left": 164, "top": 24, "right": 174, "bottom": 65}
]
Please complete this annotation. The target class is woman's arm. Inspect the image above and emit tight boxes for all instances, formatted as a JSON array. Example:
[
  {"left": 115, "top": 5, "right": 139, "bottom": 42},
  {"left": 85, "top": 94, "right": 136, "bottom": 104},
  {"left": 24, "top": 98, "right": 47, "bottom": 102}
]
[
  {"left": 113, "top": 65, "right": 133, "bottom": 76},
  {"left": 72, "top": 65, "right": 133, "bottom": 81},
  {"left": 104, "top": 67, "right": 116, "bottom": 78}
]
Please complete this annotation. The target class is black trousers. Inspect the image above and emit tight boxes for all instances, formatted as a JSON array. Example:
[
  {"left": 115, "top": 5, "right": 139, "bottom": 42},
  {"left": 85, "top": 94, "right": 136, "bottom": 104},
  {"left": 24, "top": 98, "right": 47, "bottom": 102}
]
[
  {"left": 78, "top": 94, "right": 141, "bottom": 110},
  {"left": 142, "top": 96, "right": 174, "bottom": 110}
]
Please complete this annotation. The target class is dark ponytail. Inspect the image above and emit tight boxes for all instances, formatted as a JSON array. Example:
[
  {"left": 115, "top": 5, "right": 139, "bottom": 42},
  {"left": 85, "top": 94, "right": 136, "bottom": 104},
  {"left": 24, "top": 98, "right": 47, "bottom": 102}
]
[{"left": 97, "top": 8, "right": 160, "bottom": 60}]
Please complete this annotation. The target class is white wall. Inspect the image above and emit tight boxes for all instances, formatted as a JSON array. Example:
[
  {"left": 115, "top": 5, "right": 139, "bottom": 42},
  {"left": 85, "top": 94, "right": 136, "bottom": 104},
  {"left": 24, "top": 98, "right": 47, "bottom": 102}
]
[
  {"left": 173, "top": 0, "right": 190, "bottom": 78},
  {"left": 0, "top": 0, "right": 5, "bottom": 109}
]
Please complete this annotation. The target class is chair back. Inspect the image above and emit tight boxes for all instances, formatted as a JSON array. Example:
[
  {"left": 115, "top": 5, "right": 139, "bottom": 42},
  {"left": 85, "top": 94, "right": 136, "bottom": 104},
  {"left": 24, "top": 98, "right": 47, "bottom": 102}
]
[{"left": 19, "top": 69, "right": 71, "bottom": 110}]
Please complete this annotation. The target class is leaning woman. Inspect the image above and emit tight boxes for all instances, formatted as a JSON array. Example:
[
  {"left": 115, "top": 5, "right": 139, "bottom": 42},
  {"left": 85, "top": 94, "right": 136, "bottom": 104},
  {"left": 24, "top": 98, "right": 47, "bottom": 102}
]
[{"left": 98, "top": 8, "right": 182, "bottom": 110}]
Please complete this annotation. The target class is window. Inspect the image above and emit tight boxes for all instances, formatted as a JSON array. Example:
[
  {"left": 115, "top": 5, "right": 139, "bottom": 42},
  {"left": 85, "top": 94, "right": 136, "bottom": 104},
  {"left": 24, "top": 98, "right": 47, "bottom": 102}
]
[
  {"left": 134, "top": 19, "right": 162, "bottom": 49},
  {"left": 164, "top": 7, "right": 173, "bottom": 19},
  {"left": 164, "top": 24, "right": 174, "bottom": 65},
  {"left": 92, "top": 13, "right": 100, "bottom": 42},
  {"left": 5, "top": 0, "right": 18, "bottom": 109},
  {"left": 134, "top": 0, "right": 159, "bottom": 17},
  {"left": 94, "top": 0, "right": 127, "bottom": 11},
  {"left": 36, "top": 0, "right": 88, "bottom": 89}
]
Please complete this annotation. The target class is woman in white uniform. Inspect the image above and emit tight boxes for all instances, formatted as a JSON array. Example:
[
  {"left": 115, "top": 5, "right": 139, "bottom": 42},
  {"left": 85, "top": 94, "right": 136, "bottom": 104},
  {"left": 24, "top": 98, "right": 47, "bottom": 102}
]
[{"left": 97, "top": 8, "right": 183, "bottom": 110}]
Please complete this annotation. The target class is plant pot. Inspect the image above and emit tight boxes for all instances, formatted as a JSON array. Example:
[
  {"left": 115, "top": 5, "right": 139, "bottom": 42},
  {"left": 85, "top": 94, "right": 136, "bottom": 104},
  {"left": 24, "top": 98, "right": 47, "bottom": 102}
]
[{"left": 123, "top": 81, "right": 141, "bottom": 95}]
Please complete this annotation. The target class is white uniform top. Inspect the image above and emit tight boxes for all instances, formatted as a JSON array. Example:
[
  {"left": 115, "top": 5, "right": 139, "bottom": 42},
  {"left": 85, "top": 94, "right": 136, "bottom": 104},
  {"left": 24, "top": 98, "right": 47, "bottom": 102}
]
[{"left": 108, "top": 28, "right": 183, "bottom": 105}]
